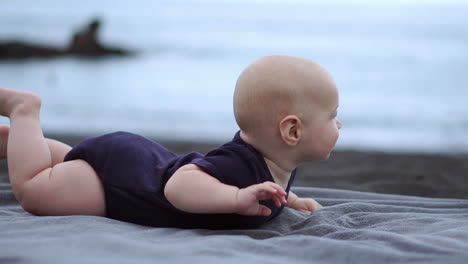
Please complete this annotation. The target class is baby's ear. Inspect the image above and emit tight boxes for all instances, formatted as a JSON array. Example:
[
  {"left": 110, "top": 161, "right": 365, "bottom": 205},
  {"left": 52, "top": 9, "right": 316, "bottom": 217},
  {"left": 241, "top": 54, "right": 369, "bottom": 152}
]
[{"left": 279, "top": 115, "right": 301, "bottom": 146}]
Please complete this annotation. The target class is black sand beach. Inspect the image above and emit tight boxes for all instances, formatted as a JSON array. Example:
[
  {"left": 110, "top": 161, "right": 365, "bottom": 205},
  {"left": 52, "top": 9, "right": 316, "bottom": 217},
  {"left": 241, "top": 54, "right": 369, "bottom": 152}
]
[{"left": 1, "top": 133, "right": 467, "bottom": 200}]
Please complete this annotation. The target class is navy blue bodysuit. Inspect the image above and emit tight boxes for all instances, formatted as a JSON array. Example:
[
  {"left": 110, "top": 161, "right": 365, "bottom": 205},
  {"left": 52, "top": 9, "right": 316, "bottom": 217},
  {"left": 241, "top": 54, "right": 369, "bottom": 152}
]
[{"left": 64, "top": 131, "right": 296, "bottom": 229}]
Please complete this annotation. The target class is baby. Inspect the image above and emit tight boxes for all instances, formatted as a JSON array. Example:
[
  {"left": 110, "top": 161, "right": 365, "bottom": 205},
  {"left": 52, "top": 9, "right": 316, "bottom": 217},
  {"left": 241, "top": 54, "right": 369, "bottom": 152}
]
[{"left": 0, "top": 55, "right": 341, "bottom": 229}]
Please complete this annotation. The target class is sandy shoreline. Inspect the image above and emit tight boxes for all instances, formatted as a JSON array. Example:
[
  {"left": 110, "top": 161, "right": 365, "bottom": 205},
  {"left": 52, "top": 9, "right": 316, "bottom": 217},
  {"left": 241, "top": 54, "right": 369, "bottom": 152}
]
[{"left": 1, "top": 132, "right": 467, "bottom": 199}]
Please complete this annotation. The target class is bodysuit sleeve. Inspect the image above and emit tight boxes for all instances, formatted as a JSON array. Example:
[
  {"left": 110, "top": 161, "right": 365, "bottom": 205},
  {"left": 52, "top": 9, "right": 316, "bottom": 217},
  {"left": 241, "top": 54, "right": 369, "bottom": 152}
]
[{"left": 190, "top": 144, "right": 258, "bottom": 188}]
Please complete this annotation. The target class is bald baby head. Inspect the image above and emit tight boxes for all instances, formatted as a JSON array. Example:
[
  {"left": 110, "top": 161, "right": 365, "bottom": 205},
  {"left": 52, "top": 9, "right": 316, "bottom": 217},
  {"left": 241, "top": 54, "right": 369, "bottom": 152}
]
[{"left": 233, "top": 55, "right": 337, "bottom": 137}]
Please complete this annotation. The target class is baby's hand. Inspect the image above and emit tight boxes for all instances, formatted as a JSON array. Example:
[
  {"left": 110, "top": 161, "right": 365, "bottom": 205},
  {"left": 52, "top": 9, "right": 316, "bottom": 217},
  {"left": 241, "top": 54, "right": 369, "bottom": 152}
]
[
  {"left": 235, "top": 182, "right": 287, "bottom": 216},
  {"left": 289, "top": 198, "right": 322, "bottom": 214}
]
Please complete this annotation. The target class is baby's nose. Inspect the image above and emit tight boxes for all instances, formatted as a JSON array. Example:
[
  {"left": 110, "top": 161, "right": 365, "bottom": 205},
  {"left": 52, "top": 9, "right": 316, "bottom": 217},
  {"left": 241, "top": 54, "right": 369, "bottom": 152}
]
[{"left": 337, "top": 119, "right": 342, "bottom": 129}]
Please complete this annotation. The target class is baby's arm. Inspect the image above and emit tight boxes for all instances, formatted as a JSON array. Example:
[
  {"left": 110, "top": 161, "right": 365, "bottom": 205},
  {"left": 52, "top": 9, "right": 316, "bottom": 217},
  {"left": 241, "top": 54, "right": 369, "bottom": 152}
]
[
  {"left": 286, "top": 191, "right": 322, "bottom": 214},
  {"left": 164, "top": 164, "right": 287, "bottom": 216}
]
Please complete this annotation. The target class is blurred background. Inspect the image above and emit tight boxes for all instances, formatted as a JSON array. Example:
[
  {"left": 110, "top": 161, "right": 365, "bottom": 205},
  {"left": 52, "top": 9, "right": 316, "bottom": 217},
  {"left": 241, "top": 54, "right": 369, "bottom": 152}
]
[{"left": 1, "top": 0, "right": 467, "bottom": 154}]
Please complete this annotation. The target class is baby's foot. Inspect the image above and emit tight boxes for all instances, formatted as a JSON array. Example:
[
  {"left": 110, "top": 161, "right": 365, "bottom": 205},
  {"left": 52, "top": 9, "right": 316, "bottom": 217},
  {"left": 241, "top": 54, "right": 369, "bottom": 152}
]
[
  {"left": 0, "top": 125, "right": 9, "bottom": 159},
  {"left": 0, "top": 87, "right": 41, "bottom": 118}
]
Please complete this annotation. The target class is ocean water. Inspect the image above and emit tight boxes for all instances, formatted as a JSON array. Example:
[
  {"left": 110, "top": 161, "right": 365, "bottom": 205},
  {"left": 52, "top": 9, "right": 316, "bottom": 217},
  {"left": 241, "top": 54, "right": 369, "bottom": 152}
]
[{"left": 1, "top": 0, "right": 468, "bottom": 153}]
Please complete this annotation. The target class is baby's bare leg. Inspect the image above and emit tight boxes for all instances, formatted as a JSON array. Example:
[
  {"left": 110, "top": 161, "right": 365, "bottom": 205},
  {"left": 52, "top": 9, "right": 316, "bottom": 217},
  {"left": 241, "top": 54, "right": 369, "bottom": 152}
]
[
  {"left": 0, "top": 125, "right": 71, "bottom": 166},
  {"left": 0, "top": 88, "right": 105, "bottom": 216}
]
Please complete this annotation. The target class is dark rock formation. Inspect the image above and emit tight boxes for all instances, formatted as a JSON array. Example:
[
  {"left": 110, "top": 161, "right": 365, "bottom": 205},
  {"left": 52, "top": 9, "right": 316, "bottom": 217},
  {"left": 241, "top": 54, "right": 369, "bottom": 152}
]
[
  {"left": 0, "top": 41, "right": 64, "bottom": 59},
  {"left": 67, "top": 19, "right": 128, "bottom": 56},
  {"left": 0, "top": 19, "right": 130, "bottom": 60}
]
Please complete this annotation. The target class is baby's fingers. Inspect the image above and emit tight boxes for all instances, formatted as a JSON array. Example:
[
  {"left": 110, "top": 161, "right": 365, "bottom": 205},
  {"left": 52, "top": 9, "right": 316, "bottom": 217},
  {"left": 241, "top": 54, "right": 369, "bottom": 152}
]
[
  {"left": 258, "top": 205, "right": 272, "bottom": 216},
  {"left": 257, "top": 192, "right": 286, "bottom": 207},
  {"left": 305, "top": 199, "right": 322, "bottom": 212},
  {"left": 272, "top": 195, "right": 280, "bottom": 207},
  {"left": 260, "top": 181, "right": 287, "bottom": 196},
  {"left": 254, "top": 182, "right": 287, "bottom": 207},
  {"left": 272, "top": 195, "right": 287, "bottom": 207},
  {"left": 266, "top": 182, "right": 287, "bottom": 206},
  {"left": 256, "top": 189, "right": 277, "bottom": 200}
]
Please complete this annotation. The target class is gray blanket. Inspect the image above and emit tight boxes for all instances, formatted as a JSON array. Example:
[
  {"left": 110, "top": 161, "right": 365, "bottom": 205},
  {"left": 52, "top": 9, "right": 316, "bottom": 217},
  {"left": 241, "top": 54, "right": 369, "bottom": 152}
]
[{"left": 1, "top": 183, "right": 467, "bottom": 264}]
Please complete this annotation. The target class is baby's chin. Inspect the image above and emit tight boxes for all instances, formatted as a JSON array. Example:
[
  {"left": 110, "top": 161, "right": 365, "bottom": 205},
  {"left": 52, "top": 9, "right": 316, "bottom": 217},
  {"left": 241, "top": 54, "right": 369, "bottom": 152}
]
[
  {"left": 320, "top": 152, "right": 333, "bottom": 161},
  {"left": 319, "top": 147, "right": 336, "bottom": 161},
  {"left": 303, "top": 151, "right": 332, "bottom": 163}
]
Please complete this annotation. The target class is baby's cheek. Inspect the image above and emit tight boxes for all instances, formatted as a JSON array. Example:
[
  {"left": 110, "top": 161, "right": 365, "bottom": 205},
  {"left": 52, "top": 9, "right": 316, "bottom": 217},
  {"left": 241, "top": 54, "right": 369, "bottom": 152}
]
[
  {"left": 333, "top": 128, "right": 340, "bottom": 143},
  {"left": 326, "top": 127, "right": 339, "bottom": 149}
]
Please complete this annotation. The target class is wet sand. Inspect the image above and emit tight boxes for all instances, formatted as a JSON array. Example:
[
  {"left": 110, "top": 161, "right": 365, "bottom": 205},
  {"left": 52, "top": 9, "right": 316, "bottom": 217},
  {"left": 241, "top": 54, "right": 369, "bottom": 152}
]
[{"left": 1, "top": 133, "right": 467, "bottom": 199}]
